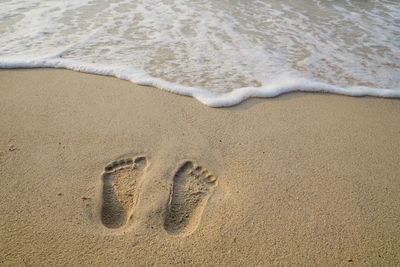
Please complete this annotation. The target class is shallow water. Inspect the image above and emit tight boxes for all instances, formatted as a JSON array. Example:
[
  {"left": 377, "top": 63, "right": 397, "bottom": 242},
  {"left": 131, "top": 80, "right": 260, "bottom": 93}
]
[{"left": 1, "top": 0, "right": 399, "bottom": 106}]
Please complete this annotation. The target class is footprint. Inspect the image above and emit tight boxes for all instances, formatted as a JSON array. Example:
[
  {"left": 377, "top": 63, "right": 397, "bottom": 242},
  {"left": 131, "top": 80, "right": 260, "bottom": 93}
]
[
  {"left": 164, "top": 161, "right": 218, "bottom": 235},
  {"left": 101, "top": 156, "right": 147, "bottom": 229}
]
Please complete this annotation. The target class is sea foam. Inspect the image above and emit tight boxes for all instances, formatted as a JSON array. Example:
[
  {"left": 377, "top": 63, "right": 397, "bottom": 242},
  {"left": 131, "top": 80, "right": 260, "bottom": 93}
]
[{"left": 1, "top": 0, "right": 399, "bottom": 107}]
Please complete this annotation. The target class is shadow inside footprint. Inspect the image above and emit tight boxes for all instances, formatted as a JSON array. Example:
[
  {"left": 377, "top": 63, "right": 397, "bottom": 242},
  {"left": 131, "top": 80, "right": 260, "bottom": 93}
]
[
  {"left": 101, "top": 156, "right": 147, "bottom": 229},
  {"left": 164, "top": 161, "right": 218, "bottom": 236}
]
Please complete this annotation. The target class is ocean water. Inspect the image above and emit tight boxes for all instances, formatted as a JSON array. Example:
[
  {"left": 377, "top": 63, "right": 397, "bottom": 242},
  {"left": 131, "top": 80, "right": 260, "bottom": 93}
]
[{"left": 0, "top": 0, "right": 399, "bottom": 106}]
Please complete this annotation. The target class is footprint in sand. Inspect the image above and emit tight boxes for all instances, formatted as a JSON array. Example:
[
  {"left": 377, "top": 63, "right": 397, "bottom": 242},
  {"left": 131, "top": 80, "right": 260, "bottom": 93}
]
[
  {"left": 101, "top": 156, "right": 147, "bottom": 229},
  {"left": 164, "top": 161, "right": 218, "bottom": 236}
]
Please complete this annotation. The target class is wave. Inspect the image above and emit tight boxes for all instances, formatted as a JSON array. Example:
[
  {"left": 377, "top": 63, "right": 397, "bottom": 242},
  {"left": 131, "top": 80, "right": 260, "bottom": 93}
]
[
  {"left": 1, "top": 55, "right": 399, "bottom": 107},
  {"left": 1, "top": 0, "right": 399, "bottom": 106}
]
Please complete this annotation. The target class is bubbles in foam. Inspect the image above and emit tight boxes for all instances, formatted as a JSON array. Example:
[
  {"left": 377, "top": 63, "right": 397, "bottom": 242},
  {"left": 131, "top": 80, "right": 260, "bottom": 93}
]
[{"left": 0, "top": 0, "right": 399, "bottom": 106}]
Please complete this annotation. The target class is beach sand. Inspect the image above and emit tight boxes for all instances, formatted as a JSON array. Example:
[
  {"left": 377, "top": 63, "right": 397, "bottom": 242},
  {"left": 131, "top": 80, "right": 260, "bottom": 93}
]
[{"left": 0, "top": 69, "right": 399, "bottom": 266}]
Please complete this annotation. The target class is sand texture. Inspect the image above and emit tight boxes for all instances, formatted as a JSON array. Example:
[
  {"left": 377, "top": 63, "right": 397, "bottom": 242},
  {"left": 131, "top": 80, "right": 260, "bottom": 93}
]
[{"left": 0, "top": 69, "right": 400, "bottom": 266}]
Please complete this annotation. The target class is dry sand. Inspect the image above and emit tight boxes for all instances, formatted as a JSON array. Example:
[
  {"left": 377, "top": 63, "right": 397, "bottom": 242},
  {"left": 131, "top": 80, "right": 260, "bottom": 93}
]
[{"left": 0, "top": 69, "right": 400, "bottom": 266}]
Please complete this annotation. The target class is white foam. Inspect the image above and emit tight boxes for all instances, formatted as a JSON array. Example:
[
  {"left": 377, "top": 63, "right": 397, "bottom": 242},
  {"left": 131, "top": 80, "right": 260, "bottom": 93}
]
[{"left": 1, "top": 0, "right": 399, "bottom": 107}]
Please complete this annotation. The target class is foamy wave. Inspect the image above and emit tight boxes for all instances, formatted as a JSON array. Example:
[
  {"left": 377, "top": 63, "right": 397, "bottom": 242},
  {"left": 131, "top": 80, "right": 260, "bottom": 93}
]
[
  {"left": 1, "top": 0, "right": 399, "bottom": 106},
  {"left": 1, "top": 56, "right": 399, "bottom": 107}
]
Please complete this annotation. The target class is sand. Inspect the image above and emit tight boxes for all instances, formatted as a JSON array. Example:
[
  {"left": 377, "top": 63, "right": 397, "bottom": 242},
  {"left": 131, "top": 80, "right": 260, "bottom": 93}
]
[{"left": 0, "top": 69, "right": 399, "bottom": 266}]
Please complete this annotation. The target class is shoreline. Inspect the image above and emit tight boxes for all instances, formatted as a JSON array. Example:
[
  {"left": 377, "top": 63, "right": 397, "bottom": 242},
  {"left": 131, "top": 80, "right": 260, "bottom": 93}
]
[
  {"left": 1, "top": 64, "right": 399, "bottom": 107},
  {"left": 1, "top": 69, "right": 400, "bottom": 266}
]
